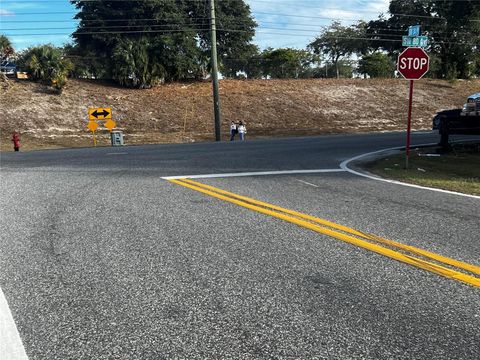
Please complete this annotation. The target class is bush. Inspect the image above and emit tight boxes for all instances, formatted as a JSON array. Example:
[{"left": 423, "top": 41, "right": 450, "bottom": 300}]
[
  {"left": 19, "top": 45, "right": 73, "bottom": 92},
  {"left": 112, "top": 38, "right": 166, "bottom": 88},
  {"left": 358, "top": 52, "right": 395, "bottom": 78}
]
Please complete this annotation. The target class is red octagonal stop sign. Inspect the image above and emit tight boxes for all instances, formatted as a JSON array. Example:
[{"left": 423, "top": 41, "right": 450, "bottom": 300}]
[{"left": 397, "top": 47, "right": 430, "bottom": 80}]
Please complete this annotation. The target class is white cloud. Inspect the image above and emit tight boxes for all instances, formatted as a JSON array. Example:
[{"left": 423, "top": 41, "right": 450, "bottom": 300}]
[
  {"left": 246, "top": 0, "right": 389, "bottom": 49},
  {"left": 318, "top": 9, "right": 361, "bottom": 21},
  {"left": 0, "top": 9, "right": 15, "bottom": 17},
  {"left": 364, "top": 0, "right": 390, "bottom": 14},
  {"left": 1, "top": 2, "right": 45, "bottom": 10}
]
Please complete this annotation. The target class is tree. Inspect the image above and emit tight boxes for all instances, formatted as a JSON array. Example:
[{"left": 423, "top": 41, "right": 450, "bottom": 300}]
[
  {"left": 222, "top": 43, "right": 260, "bottom": 79},
  {"left": 112, "top": 37, "right": 164, "bottom": 88},
  {"left": 70, "top": 0, "right": 257, "bottom": 87},
  {"left": 197, "top": 0, "right": 257, "bottom": 75},
  {"left": 0, "top": 34, "right": 14, "bottom": 61},
  {"left": 243, "top": 57, "right": 263, "bottom": 79},
  {"left": 309, "top": 21, "right": 367, "bottom": 78},
  {"left": 261, "top": 48, "right": 320, "bottom": 79},
  {"left": 63, "top": 43, "right": 106, "bottom": 79},
  {"left": 315, "top": 60, "right": 355, "bottom": 78},
  {"left": 367, "top": 0, "right": 480, "bottom": 79},
  {"left": 19, "top": 45, "right": 73, "bottom": 92},
  {"left": 358, "top": 52, "right": 395, "bottom": 78}
]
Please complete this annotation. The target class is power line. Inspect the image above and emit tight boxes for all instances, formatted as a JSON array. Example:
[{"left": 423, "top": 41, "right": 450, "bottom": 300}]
[
  {"left": 2, "top": 20, "right": 475, "bottom": 39},
  {"left": 1, "top": 17, "right": 475, "bottom": 36},
  {"left": 5, "top": 8, "right": 475, "bottom": 22},
  {"left": 0, "top": 0, "right": 384, "bottom": 15},
  {"left": 2, "top": 0, "right": 478, "bottom": 3},
  {"left": 4, "top": 29, "right": 210, "bottom": 36},
  {"left": 1, "top": 17, "right": 207, "bottom": 23},
  {"left": 2, "top": 24, "right": 210, "bottom": 31},
  {"left": 4, "top": 27, "right": 476, "bottom": 45},
  {"left": 1, "top": 11, "right": 76, "bottom": 15},
  {"left": 0, "top": 24, "right": 470, "bottom": 40},
  {"left": 2, "top": 2, "right": 478, "bottom": 44},
  {"left": 252, "top": 11, "right": 446, "bottom": 21}
]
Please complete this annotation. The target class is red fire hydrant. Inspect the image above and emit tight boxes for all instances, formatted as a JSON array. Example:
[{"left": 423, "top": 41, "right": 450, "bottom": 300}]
[{"left": 11, "top": 132, "right": 20, "bottom": 152}]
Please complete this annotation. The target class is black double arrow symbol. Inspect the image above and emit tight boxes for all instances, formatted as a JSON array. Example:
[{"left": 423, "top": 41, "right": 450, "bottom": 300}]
[{"left": 91, "top": 109, "right": 110, "bottom": 118}]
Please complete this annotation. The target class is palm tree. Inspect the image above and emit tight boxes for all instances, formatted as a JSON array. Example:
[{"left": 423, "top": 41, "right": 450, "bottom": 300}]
[
  {"left": 21, "top": 45, "right": 73, "bottom": 91},
  {"left": 0, "top": 34, "right": 14, "bottom": 61},
  {"left": 112, "top": 37, "right": 164, "bottom": 88}
]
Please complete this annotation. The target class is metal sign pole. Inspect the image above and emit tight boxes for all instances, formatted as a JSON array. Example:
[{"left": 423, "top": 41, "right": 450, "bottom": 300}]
[{"left": 405, "top": 80, "right": 414, "bottom": 169}]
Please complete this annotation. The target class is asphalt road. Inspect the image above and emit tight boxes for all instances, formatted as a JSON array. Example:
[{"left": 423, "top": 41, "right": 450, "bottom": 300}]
[{"left": 1, "top": 131, "right": 479, "bottom": 359}]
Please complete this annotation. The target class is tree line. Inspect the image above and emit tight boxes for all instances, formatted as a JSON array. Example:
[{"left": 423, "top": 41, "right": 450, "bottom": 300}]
[{"left": 1, "top": 0, "right": 479, "bottom": 90}]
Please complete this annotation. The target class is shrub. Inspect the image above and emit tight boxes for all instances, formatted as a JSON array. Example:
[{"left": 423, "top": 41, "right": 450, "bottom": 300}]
[
  {"left": 358, "top": 52, "right": 395, "bottom": 78},
  {"left": 19, "top": 45, "right": 73, "bottom": 92}
]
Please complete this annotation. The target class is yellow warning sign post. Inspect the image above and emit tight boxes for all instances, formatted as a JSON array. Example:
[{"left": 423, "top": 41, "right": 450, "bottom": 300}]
[
  {"left": 104, "top": 119, "right": 116, "bottom": 132},
  {"left": 88, "top": 108, "right": 112, "bottom": 121},
  {"left": 87, "top": 121, "right": 99, "bottom": 146},
  {"left": 86, "top": 108, "right": 118, "bottom": 147}
]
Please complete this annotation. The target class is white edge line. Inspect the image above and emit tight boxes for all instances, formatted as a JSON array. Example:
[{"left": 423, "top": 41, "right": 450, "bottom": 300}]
[
  {"left": 162, "top": 169, "right": 346, "bottom": 180},
  {"left": 340, "top": 142, "right": 480, "bottom": 200},
  {"left": 0, "top": 287, "right": 29, "bottom": 360},
  {"left": 162, "top": 139, "right": 479, "bottom": 199}
]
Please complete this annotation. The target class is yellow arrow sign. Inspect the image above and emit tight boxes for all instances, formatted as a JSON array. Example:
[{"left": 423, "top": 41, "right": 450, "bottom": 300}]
[
  {"left": 87, "top": 121, "right": 99, "bottom": 132},
  {"left": 104, "top": 119, "right": 116, "bottom": 132},
  {"left": 89, "top": 107, "right": 112, "bottom": 120}
]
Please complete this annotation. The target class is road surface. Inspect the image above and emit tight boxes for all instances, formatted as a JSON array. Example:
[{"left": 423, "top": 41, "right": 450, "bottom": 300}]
[{"left": 1, "top": 131, "right": 479, "bottom": 359}]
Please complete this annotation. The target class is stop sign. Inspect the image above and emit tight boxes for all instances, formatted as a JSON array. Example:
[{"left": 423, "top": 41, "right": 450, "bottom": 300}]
[{"left": 397, "top": 47, "right": 430, "bottom": 80}]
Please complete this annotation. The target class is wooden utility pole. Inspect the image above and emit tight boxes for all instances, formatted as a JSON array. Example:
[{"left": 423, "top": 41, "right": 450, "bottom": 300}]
[{"left": 209, "top": 0, "right": 221, "bottom": 141}]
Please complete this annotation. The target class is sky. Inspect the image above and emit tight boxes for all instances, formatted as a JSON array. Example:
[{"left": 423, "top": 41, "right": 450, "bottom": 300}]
[{"left": 0, "top": 0, "right": 390, "bottom": 51}]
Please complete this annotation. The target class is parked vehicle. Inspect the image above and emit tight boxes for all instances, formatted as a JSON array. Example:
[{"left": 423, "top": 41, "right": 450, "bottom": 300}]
[
  {"left": 0, "top": 61, "right": 16, "bottom": 75},
  {"left": 461, "top": 92, "right": 480, "bottom": 116},
  {"left": 432, "top": 93, "right": 480, "bottom": 147}
]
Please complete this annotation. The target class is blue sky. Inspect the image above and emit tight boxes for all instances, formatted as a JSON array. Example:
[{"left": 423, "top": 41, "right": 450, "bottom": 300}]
[{"left": 1, "top": 0, "right": 389, "bottom": 50}]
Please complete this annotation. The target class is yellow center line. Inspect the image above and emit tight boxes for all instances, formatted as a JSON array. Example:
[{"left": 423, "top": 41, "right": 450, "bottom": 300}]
[
  {"left": 169, "top": 178, "right": 480, "bottom": 288},
  {"left": 180, "top": 178, "right": 480, "bottom": 276}
]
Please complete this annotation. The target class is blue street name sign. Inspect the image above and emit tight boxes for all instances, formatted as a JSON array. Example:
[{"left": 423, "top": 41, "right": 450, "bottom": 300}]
[
  {"left": 408, "top": 25, "right": 421, "bottom": 37},
  {"left": 402, "top": 36, "right": 428, "bottom": 48}
]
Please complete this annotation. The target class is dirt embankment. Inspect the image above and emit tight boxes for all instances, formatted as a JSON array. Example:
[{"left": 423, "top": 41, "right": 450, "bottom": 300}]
[{"left": 1, "top": 77, "right": 479, "bottom": 151}]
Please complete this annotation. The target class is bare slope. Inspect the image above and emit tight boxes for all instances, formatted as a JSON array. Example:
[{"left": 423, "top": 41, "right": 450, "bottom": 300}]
[{"left": 1, "top": 77, "right": 478, "bottom": 150}]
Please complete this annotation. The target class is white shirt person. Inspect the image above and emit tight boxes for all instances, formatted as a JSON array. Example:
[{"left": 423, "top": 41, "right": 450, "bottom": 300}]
[
  {"left": 230, "top": 121, "right": 238, "bottom": 141},
  {"left": 237, "top": 121, "right": 246, "bottom": 141}
]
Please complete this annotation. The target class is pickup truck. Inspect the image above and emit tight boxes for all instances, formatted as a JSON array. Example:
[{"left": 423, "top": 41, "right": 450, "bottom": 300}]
[{"left": 432, "top": 92, "right": 480, "bottom": 147}]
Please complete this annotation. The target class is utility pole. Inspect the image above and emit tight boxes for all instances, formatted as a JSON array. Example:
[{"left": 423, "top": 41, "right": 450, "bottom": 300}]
[{"left": 209, "top": 0, "right": 221, "bottom": 141}]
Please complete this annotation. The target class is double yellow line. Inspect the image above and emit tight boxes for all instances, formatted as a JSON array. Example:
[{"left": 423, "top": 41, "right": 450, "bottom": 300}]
[{"left": 169, "top": 178, "right": 480, "bottom": 288}]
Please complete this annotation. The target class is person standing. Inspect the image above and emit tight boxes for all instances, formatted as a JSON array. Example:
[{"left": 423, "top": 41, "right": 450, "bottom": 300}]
[
  {"left": 11, "top": 131, "right": 20, "bottom": 152},
  {"left": 238, "top": 121, "right": 246, "bottom": 141},
  {"left": 230, "top": 121, "right": 238, "bottom": 141}
]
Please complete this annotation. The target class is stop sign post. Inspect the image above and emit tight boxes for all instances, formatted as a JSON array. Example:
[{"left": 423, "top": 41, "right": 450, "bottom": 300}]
[{"left": 397, "top": 47, "right": 430, "bottom": 168}]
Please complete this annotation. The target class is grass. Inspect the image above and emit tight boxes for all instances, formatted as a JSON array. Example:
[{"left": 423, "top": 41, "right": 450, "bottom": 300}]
[{"left": 365, "top": 142, "right": 480, "bottom": 196}]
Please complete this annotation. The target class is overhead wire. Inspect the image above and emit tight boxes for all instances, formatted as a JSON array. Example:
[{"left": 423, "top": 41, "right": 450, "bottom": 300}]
[
  {"left": 5, "top": 7, "right": 478, "bottom": 22},
  {"left": 4, "top": 28, "right": 476, "bottom": 46},
  {"left": 4, "top": 8, "right": 479, "bottom": 24},
  {"left": 2, "top": 0, "right": 478, "bottom": 45},
  {"left": 0, "top": 17, "right": 475, "bottom": 36},
  {"left": 2, "top": 25, "right": 475, "bottom": 43},
  {"left": 2, "top": 0, "right": 479, "bottom": 3},
  {"left": 2, "top": 18, "right": 475, "bottom": 41},
  {"left": 0, "top": 23, "right": 470, "bottom": 39}
]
